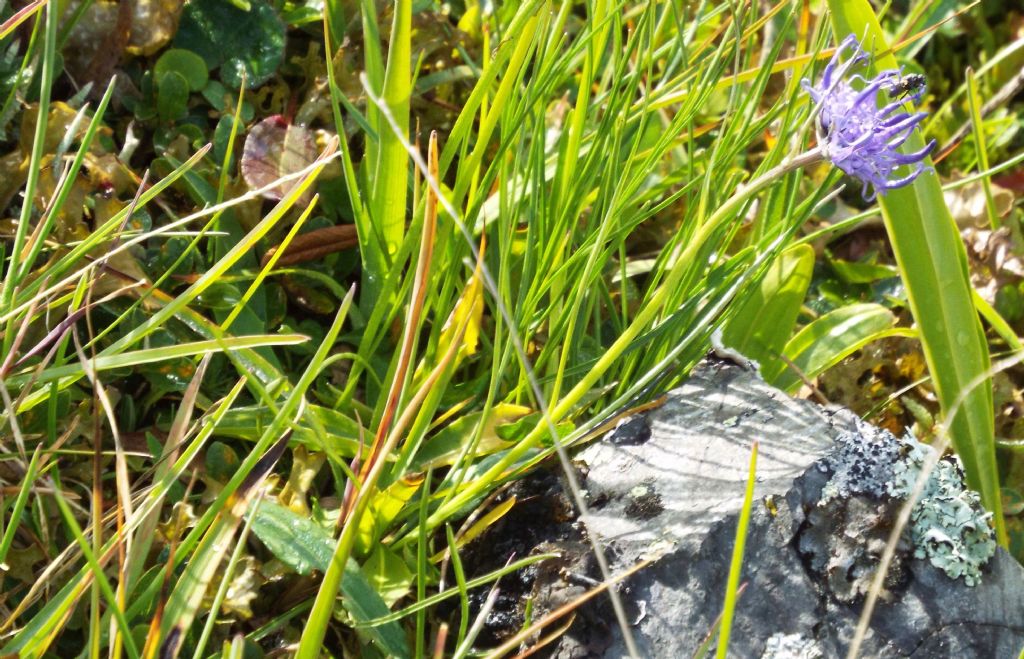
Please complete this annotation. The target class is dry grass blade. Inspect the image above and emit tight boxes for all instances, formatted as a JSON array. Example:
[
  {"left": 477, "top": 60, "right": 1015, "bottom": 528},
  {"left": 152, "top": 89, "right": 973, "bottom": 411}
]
[
  {"left": 0, "top": 278, "right": 46, "bottom": 379},
  {"left": 155, "top": 430, "right": 294, "bottom": 659},
  {"left": 513, "top": 616, "right": 576, "bottom": 658},
  {"left": 141, "top": 474, "right": 198, "bottom": 659},
  {"left": 0, "top": 0, "right": 45, "bottom": 40},
  {"left": 124, "top": 355, "right": 212, "bottom": 596},
  {"left": 354, "top": 132, "right": 440, "bottom": 495}
]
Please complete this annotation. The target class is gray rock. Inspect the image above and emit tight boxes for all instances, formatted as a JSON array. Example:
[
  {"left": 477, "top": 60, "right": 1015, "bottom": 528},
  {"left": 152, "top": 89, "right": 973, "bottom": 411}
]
[{"left": 531, "top": 359, "right": 1024, "bottom": 658}]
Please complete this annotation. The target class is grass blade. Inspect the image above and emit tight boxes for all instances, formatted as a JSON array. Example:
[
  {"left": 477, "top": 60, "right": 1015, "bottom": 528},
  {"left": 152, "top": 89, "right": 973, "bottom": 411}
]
[
  {"left": 825, "top": 0, "right": 1006, "bottom": 544},
  {"left": 366, "top": 0, "right": 411, "bottom": 302},
  {"left": 6, "top": 334, "right": 307, "bottom": 387},
  {"left": 715, "top": 441, "right": 758, "bottom": 659}
]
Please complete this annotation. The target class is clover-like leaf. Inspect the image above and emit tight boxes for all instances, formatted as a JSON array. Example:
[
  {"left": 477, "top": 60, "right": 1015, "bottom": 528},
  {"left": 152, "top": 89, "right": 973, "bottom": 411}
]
[
  {"left": 173, "top": 0, "right": 285, "bottom": 89},
  {"left": 154, "top": 48, "right": 209, "bottom": 92}
]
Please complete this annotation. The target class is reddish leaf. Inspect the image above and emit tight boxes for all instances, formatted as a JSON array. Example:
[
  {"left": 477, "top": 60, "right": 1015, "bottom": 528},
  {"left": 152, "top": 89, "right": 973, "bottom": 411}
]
[{"left": 241, "top": 115, "right": 317, "bottom": 202}]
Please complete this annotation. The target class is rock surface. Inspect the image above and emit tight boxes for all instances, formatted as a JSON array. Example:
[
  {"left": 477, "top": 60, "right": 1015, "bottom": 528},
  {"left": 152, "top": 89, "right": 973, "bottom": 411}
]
[{"left": 466, "top": 359, "right": 1024, "bottom": 657}]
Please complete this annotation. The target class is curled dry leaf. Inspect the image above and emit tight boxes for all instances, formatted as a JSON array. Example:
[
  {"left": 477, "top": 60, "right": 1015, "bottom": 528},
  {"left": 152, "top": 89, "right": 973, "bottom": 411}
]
[
  {"left": 944, "top": 176, "right": 1014, "bottom": 228},
  {"left": 157, "top": 501, "right": 197, "bottom": 543},
  {"left": 219, "top": 555, "right": 260, "bottom": 619},
  {"left": 127, "top": 0, "right": 185, "bottom": 56},
  {"left": 956, "top": 180, "right": 1024, "bottom": 302},
  {"left": 278, "top": 445, "right": 327, "bottom": 515},
  {"left": 963, "top": 225, "right": 1024, "bottom": 307},
  {"left": 260, "top": 224, "right": 358, "bottom": 268}
]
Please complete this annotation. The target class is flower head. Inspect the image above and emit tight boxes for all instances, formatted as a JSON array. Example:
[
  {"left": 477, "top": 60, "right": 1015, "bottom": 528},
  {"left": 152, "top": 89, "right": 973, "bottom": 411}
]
[{"left": 802, "top": 35, "right": 936, "bottom": 200}]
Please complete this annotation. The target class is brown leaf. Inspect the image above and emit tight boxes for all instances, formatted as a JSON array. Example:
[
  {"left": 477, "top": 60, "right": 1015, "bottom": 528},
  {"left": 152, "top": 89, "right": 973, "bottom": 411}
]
[
  {"left": 260, "top": 224, "right": 358, "bottom": 267},
  {"left": 241, "top": 115, "right": 317, "bottom": 204}
]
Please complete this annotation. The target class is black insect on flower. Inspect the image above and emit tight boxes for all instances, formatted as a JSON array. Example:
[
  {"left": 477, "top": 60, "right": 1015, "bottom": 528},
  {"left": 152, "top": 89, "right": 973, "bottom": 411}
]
[
  {"left": 801, "top": 35, "right": 937, "bottom": 200},
  {"left": 886, "top": 73, "right": 927, "bottom": 101}
]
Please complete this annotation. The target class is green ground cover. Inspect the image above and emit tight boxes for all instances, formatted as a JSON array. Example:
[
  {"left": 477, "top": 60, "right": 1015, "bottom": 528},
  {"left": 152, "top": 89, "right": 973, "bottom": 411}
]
[{"left": 0, "top": 0, "right": 1022, "bottom": 656}]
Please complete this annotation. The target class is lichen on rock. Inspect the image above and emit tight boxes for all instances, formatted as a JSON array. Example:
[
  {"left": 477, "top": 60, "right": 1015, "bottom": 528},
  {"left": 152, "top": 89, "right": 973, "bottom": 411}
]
[
  {"left": 818, "top": 413, "right": 904, "bottom": 504},
  {"left": 817, "top": 412, "right": 996, "bottom": 587},
  {"left": 761, "top": 632, "right": 824, "bottom": 659},
  {"left": 887, "top": 442, "right": 997, "bottom": 586}
]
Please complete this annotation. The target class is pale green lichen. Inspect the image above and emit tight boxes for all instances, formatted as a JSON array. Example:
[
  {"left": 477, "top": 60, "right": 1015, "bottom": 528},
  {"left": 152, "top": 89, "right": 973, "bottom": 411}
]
[
  {"left": 887, "top": 441, "right": 996, "bottom": 587},
  {"left": 819, "top": 414, "right": 996, "bottom": 586}
]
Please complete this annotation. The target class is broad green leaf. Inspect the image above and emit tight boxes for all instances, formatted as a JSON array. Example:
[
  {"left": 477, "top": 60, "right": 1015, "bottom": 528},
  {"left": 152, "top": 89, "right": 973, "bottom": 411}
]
[
  {"left": 829, "top": 258, "right": 899, "bottom": 285},
  {"left": 357, "top": 474, "right": 424, "bottom": 555},
  {"left": 215, "top": 403, "right": 363, "bottom": 456},
  {"left": 720, "top": 244, "right": 814, "bottom": 373},
  {"left": 250, "top": 502, "right": 410, "bottom": 657},
  {"left": 412, "top": 404, "right": 531, "bottom": 470},
  {"left": 157, "top": 70, "right": 190, "bottom": 122},
  {"left": 770, "top": 303, "right": 900, "bottom": 392},
  {"left": 206, "top": 441, "right": 242, "bottom": 483},
  {"left": 251, "top": 500, "right": 335, "bottom": 576},
  {"left": 195, "top": 282, "right": 243, "bottom": 310},
  {"left": 154, "top": 48, "right": 209, "bottom": 91},
  {"left": 340, "top": 561, "right": 411, "bottom": 659},
  {"left": 826, "top": 0, "right": 1005, "bottom": 543},
  {"left": 363, "top": 545, "right": 414, "bottom": 608}
]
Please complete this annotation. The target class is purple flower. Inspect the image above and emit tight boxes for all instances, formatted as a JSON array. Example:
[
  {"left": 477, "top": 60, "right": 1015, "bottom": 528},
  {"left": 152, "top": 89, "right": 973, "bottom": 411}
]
[{"left": 802, "top": 35, "right": 936, "bottom": 200}]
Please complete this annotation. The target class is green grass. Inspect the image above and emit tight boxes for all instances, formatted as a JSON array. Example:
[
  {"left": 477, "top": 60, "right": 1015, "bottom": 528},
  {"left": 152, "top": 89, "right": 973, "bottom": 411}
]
[{"left": 0, "top": 0, "right": 1021, "bottom": 657}]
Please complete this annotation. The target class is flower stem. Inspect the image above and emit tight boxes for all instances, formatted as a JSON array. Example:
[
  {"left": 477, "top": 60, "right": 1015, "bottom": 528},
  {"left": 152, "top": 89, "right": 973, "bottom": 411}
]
[{"left": 427, "top": 147, "right": 823, "bottom": 527}]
